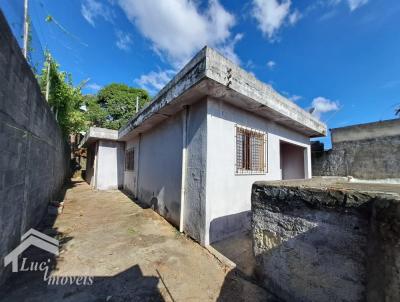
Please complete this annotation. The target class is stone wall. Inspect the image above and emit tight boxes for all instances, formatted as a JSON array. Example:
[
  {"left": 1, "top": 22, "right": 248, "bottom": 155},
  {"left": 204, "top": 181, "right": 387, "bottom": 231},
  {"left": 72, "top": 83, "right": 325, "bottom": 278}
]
[
  {"left": 312, "top": 135, "right": 400, "bottom": 179},
  {"left": 0, "top": 11, "right": 70, "bottom": 285},
  {"left": 251, "top": 180, "right": 400, "bottom": 302}
]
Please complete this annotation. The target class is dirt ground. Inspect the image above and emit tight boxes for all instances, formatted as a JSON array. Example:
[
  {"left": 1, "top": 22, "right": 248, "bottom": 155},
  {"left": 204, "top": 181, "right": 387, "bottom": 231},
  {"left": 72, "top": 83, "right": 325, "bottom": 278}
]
[{"left": 0, "top": 179, "right": 276, "bottom": 302}]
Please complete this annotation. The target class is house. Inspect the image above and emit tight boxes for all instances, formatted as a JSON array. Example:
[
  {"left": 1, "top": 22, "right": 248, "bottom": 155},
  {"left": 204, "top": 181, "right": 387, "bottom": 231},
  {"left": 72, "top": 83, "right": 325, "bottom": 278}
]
[{"left": 80, "top": 47, "right": 327, "bottom": 245}]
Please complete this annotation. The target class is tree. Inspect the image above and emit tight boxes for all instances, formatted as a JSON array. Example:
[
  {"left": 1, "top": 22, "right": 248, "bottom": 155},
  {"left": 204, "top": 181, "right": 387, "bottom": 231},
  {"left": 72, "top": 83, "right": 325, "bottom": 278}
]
[
  {"left": 38, "top": 53, "right": 87, "bottom": 136},
  {"left": 83, "top": 94, "right": 107, "bottom": 127},
  {"left": 91, "top": 83, "right": 150, "bottom": 130}
]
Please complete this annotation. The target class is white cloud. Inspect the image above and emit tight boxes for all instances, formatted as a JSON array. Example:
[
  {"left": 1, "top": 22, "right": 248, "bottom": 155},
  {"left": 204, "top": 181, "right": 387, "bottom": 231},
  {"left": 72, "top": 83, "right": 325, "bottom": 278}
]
[
  {"left": 311, "top": 96, "right": 340, "bottom": 118},
  {"left": 87, "top": 83, "right": 102, "bottom": 92},
  {"left": 217, "top": 33, "right": 243, "bottom": 65},
  {"left": 289, "top": 94, "right": 302, "bottom": 102},
  {"left": 329, "top": 0, "right": 369, "bottom": 11},
  {"left": 116, "top": 30, "right": 133, "bottom": 51},
  {"left": 135, "top": 69, "right": 176, "bottom": 95},
  {"left": 81, "top": 0, "right": 114, "bottom": 26},
  {"left": 347, "top": 0, "right": 368, "bottom": 11},
  {"left": 251, "top": 0, "right": 299, "bottom": 40},
  {"left": 288, "top": 10, "right": 302, "bottom": 25},
  {"left": 117, "top": 0, "right": 240, "bottom": 67},
  {"left": 267, "top": 60, "right": 276, "bottom": 70}
]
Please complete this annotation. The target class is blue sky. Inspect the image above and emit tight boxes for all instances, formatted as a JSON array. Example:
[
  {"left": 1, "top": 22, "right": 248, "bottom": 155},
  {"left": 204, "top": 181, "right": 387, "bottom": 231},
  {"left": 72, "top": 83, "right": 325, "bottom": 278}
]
[{"left": 2, "top": 0, "right": 400, "bottom": 145}]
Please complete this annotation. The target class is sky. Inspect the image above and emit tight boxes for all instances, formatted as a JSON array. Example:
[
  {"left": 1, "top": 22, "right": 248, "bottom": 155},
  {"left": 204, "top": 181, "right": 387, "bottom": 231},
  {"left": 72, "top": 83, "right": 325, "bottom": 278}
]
[{"left": 1, "top": 0, "right": 400, "bottom": 146}]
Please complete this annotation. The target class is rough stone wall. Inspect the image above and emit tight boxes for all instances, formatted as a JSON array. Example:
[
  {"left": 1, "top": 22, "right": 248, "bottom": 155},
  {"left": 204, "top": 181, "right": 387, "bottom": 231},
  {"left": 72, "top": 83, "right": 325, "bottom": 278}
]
[
  {"left": 312, "top": 135, "right": 400, "bottom": 179},
  {"left": 251, "top": 182, "right": 400, "bottom": 302},
  {"left": 0, "top": 12, "right": 70, "bottom": 285}
]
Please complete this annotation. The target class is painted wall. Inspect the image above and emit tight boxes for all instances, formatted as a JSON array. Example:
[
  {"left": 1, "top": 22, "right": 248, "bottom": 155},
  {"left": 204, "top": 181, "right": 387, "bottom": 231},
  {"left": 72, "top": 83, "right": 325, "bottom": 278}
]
[
  {"left": 183, "top": 100, "right": 208, "bottom": 243},
  {"left": 95, "top": 140, "right": 125, "bottom": 190},
  {"left": 205, "top": 98, "right": 311, "bottom": 244},
  {"left": 126, "top": 113, "right": 183, "bottom": 227}
]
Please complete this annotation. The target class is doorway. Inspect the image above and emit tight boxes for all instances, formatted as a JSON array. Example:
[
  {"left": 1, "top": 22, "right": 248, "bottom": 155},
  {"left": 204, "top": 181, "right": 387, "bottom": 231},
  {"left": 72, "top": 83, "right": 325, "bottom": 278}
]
[{"left": 280, "top": 141, "right": 306, "bottom": 180}]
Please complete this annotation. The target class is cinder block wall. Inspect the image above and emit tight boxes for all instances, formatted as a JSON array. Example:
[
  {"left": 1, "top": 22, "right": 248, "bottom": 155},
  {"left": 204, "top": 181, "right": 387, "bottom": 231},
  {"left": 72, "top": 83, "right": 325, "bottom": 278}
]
[{"left": 0, "top": 11, "right": 70, "bottom": 285}]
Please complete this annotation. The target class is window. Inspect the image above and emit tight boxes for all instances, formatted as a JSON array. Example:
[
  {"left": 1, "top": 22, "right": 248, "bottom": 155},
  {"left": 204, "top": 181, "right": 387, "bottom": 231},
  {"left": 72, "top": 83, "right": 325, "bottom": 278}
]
[
  {"left": 125, "top": 148, "right": 134, "bottom": 171},
  {"left": 235, "top": 126, "right": 266, "bottom": 174}
]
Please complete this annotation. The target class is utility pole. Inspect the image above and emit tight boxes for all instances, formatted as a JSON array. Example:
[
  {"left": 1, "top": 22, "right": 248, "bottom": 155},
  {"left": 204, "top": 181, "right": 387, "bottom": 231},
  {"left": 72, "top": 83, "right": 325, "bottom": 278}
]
[
  {"left": 23, "top": 0, "right": 29, "bottom": 58},
  {"left": 45, "top": 54, "right": 51, "bottom": 102},
  {"left": 136, "top": 96, "right": 139, "bottom": 113}
]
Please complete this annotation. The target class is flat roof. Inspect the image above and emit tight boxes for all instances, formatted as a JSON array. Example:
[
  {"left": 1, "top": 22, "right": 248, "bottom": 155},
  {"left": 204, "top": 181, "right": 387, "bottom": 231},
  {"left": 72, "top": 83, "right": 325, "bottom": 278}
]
[
  {"left": 118, "top": 46, "right": 327, "bottom": 140},
  {"left": 79, "top": 127, "right": 118, "bottom": 148}
]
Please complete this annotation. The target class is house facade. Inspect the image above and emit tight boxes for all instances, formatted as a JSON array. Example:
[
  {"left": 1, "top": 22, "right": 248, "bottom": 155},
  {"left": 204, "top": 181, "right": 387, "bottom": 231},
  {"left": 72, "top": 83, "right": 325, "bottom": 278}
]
[{"left": 80, "top": 47, "right": 326, "bottom": 245}]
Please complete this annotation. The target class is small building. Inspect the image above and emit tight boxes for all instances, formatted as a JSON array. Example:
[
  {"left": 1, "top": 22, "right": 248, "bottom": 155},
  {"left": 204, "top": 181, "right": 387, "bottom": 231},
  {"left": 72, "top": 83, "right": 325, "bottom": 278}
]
[{"left": 80, "top": 47, "right": 326, "bottom": 245}]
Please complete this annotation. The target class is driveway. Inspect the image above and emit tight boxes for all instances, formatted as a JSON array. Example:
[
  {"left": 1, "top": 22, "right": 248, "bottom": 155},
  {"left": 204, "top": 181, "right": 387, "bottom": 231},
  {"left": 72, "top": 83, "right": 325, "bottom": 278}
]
[{"left": 0, "top": 179, "right": 275, "bottom": 301}]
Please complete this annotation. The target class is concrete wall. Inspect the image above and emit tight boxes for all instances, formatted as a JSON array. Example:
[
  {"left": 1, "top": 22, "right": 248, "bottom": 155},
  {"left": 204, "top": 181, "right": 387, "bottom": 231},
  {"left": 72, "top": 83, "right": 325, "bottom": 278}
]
[
  {"left": 183, "top": 100, "right": 208, "bottom": 243},
  {"left": 0, "top": 12, "right": 70, "bottom": 286},
  {"left": 331, "top": 119, "right": 400, "bottom": 144},
  {"left": 205, "top": 98, "right": 311, "bottom": 244},
  {"left": 313, "top": 135, "right": 400, "bottom": 179},
  {"left": 251, "top": 181, "right": 400, "bottom": 302},
  {"left": 126, "top": 112, "right": 184, "bottom": 227}
]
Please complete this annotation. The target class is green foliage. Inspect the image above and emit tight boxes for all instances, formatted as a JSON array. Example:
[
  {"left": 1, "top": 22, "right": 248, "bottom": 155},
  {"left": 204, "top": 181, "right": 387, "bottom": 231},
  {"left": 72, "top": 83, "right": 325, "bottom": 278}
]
[
  {"left": 87, "top": 83, "right": 150, "bottom": 130},
  {"left": 83, "top": 94, "right": 107, "bottom": 127},
  {"left": 38, "top": 53, "right": 87, "bottom": 136}
]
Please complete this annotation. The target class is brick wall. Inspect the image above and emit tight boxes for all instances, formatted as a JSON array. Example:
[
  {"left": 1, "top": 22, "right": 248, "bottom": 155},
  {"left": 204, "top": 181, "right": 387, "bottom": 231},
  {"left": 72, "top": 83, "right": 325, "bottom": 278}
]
[{"left": 0, "top": 11, "right": 70, "bottom": 285}]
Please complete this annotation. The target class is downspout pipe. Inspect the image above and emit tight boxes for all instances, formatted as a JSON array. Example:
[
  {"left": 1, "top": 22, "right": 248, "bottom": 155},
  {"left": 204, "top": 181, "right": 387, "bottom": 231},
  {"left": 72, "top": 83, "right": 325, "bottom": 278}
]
[{"left": 179, "top": 106, "right": 189, "bottom": 233}]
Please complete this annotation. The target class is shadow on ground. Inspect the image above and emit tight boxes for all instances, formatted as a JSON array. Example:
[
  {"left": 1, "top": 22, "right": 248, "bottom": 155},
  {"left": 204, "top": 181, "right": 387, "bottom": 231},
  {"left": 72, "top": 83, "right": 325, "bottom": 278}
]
[{"left": 0, "top": 179, "right": 167, "bottom": 302}]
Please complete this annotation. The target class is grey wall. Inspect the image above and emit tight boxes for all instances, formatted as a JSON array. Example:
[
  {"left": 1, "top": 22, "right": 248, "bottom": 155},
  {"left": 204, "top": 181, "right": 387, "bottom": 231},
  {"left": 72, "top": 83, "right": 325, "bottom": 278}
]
[
  {"left": 0, "top": 12, "right": 70, "bottom": 286},
  {"left": 251, "top": 182, "right": 400, "bottom": 302},
  {"left": 184, "top": 100, "right": 208, "bottom": 243},
  {"left": 312, "top": 135, "right": 400, "bottom": 179},
  {"left": 136, "top": 111, "right": 183, "bottom": 227},
  {"left": 331, "top": 119, "right": 400, "bottom": 144}
]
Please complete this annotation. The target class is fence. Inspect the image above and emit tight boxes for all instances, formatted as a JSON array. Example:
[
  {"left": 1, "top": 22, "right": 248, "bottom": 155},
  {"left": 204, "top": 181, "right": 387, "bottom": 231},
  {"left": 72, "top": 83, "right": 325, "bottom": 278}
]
[{"left": 0, "top": 0, "right": 46, "bottom": 74}]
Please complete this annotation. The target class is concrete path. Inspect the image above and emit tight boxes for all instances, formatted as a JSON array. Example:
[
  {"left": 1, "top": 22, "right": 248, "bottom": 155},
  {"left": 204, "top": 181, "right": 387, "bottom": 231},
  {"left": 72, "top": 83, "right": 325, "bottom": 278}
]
[{"left": 0, "top": 179, "right": 275, "bottom": 301}]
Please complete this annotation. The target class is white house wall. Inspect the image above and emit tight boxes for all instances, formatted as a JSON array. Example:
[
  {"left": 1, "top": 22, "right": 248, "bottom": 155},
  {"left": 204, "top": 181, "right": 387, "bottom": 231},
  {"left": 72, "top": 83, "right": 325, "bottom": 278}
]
[
  {"left": 205, "top": 97, "right": 311, "bottom": 244},
  {"left": 96, "top": 140, "right": 125, "bottom": 190}
]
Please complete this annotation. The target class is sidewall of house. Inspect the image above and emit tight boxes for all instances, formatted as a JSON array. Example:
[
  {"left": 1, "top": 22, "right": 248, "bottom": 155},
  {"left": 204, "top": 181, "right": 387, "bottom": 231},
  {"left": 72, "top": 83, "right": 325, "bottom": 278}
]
[
  {"left": 205, "top": 97, "right": 311, "bottom": 245},
  {"left": 125, "top": 113, "right": 183, "bottom": 227},
  {"left": 124, "top": 137, "right": 140, "bottom": 196}
]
